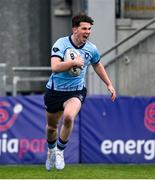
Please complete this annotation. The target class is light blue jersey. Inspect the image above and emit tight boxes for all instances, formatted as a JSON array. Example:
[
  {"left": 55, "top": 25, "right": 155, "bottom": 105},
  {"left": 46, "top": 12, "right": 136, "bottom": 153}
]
[{"left": 46, "top": 36, "right": 100, "bottom": 91}]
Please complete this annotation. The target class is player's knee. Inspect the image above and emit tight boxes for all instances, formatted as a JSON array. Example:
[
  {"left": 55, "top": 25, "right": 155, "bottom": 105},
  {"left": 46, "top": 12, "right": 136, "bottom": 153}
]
[
  {"left": 47, "top": 125, "right": 57, "bottom": 133},
  {"left": 63, "top": 113, "right": 74, "bottom": 128}
]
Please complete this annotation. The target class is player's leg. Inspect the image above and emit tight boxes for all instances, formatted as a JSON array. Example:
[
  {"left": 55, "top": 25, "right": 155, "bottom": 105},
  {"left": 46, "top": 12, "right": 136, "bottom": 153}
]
[
  {"left": 55, "top": 97, "right": 81, "bottom": 170},
  {"left": 61, "top": 97, "right": 81, "bottom": 140},
  {"left": 46, "top": 111, "right": 63, "bottom": 142},
  {"left": 45, "top": 111, "right": 63, "bottom": 171}
]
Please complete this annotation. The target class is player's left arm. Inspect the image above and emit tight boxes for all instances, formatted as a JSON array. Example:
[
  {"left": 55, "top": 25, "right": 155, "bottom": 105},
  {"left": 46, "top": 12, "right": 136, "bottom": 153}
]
[{"left": 92, "top": 62, "right": 116, "bottom": 101}]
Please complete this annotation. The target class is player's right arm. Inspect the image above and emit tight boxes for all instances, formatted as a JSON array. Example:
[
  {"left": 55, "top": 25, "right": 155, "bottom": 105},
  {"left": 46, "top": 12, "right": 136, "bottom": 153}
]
[
  {"left": 51, "top": 38, "right": 83, "bottom": 72},
  {"left": 51, "top": 56, "right": 83, "bottom": 73}
]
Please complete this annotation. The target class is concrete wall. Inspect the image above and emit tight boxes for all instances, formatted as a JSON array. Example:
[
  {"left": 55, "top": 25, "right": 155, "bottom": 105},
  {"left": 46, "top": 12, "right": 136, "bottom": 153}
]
[
  {"left": 87, "top": 0, "right": 116, "bottom": 95},
  {"left": 116, "top": 19, "right": 155, "bottom": 54},
  {"left": 50, "top": 0, "right": 72, "bottom": 44},
  {"left": 105, "top": 32, "right": 155, "bottom": 96},
  {"left": 87, "top": 0, "right": 116, "bottom": 64},
  {"left": 0, "top": 0, "right": 51, "bottom": 94}
]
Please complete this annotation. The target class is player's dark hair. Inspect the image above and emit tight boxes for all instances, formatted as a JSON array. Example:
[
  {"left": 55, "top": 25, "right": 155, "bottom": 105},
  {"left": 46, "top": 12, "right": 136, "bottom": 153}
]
[{"left": 72, "top": 13, "right": 94, "bottom": 27}]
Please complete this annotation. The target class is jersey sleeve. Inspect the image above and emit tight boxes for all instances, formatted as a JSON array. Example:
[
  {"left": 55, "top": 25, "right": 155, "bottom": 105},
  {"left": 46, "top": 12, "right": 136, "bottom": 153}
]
[
  {"left": 51, "top": 38, "right": 65, "bottom": 61},
  {"left": 90, "top": 45, "right": 101, "bottom": 64}
]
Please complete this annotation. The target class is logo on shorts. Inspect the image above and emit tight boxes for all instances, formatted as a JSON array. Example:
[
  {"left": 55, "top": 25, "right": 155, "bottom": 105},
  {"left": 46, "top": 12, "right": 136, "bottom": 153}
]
[
  {"left": 144, "top": 103, "right": 155, "bottom": 132},
  {"left": 0, "top": 101, "right": 23, "bottom": 132},
  {"left": 78, "top": 95, "right": 83, "bottom": 102}
]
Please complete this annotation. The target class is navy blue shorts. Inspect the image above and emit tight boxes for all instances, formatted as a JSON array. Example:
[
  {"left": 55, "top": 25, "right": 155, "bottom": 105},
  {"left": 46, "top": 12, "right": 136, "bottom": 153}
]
[{"left": 44, "top": 87, "right": 87, "bottom": 113}]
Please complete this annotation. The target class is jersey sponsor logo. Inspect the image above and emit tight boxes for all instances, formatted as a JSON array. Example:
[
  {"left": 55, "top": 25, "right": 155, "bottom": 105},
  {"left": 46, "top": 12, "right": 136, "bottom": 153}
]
[
  {"left": 85, "top": 52, "right": 89, "bottom": 59},
  {"left": 53, "top": 47, "right": 60, "bottom": 52},
  {"left": 144, "top": 103, "right": 155, "bottom": 132}
]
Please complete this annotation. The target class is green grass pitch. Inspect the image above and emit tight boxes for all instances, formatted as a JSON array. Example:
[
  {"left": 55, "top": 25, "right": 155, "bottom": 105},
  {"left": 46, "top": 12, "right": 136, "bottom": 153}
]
[{"left": 0, "top": 164, "right": 155, "bottom": 179}]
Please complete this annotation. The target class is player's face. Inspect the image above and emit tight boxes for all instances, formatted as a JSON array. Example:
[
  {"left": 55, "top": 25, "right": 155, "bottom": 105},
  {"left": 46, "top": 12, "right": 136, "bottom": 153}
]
[{"left": 73, "top": 22, "right": 92, "bottom": 45}]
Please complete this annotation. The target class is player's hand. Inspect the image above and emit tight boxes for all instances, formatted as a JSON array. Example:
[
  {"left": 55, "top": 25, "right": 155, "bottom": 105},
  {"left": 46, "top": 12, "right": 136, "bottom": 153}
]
[
  {"left": 74, "top": 55, "right": 84, "bottom": 68},
  {"left": 107, "top": 84, "right": 116, "bottom": 102}
]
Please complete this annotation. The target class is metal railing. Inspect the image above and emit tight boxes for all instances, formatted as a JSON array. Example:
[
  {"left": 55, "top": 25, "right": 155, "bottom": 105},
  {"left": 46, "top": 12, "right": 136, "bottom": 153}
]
[
  {"left": 0, "top": 63, "right": 7, "bottom": 96},
  {"left": 101, "top": 17, "right": 155, "bottom": 67},
  {"left": 12, "top": 66, "right": 51, "bottom": 96},
  {"left": 12, "top": 66, "right": 51, "bottom": 72}
]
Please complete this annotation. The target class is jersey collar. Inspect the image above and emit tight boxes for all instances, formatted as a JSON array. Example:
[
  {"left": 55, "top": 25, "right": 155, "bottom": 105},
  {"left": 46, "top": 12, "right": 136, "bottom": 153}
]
[{"left": 69, "top": 35, "right": 85, "bottom": 49}]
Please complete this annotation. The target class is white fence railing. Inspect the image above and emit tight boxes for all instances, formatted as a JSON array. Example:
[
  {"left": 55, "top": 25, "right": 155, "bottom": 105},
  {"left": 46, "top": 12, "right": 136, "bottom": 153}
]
[
  {"left": 12, "top": 66, "right": 51, "bottom": 96},
  {"left": 0, "top": 63, "right": 7, "bottom": 96}
]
